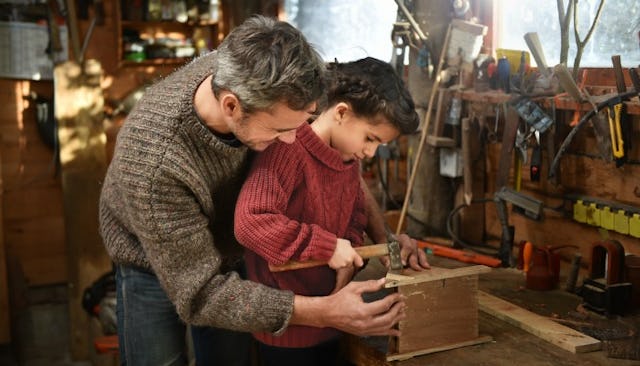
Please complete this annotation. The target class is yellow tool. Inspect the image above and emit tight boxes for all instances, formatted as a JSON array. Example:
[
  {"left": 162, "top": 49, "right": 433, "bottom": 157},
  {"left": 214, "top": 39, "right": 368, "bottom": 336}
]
[{"left": 608, "top": 103, "right": 625, "bottom": 159}]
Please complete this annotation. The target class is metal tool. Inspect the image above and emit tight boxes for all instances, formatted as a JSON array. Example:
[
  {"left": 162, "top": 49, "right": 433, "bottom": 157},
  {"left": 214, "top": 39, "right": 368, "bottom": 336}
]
[
  {"left": 268, "top": 241, "right": 402, "bottom": 272},
  {"left": 609, "top": 55, "right": 631, "bottom": 167},
  {"left": 494, "top": 187, "right": 544, "bottom": 267}
]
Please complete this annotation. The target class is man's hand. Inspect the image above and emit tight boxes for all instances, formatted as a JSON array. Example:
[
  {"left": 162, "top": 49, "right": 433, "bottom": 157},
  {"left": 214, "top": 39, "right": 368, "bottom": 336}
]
[
  {"left": 291, "top": 278, "right": 406, "bottom": 336},
  {"left": 380, "top": 233, "right": 430, "bottom": 271}
]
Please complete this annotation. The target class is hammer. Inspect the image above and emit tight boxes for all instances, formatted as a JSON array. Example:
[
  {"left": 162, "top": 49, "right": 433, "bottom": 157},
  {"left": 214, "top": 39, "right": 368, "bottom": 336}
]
[{"left": 268, "top": 241, "right": 402, "bottom": 273}]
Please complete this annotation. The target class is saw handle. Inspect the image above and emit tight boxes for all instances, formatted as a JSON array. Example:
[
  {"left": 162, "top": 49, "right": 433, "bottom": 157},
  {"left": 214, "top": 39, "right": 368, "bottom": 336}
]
[{"left": 268, "top": 243, "right": 390, "bottom": 272}]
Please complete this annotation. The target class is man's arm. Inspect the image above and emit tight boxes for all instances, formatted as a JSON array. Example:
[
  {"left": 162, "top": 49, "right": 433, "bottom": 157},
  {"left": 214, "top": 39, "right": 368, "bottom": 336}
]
[
  {"left": 360, "top": 177, "right": 430, "bottom": 270},
  {"left": 290, "top": 278, "right": 405, "bottom": 336}
]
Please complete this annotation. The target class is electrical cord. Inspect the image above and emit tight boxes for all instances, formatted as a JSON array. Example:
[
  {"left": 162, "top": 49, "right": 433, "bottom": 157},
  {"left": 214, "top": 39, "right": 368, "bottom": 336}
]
[
  {"left": 375, "top": 156, "right": 430, "bottom": 226},
  {"left": 446, "top": 198, "right": 500, "bottom": 256}
]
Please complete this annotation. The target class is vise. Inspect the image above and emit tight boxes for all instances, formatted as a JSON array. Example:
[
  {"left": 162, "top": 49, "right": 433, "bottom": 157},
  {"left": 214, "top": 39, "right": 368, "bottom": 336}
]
[{"left": 578, "top": 240, "right": 632, "bottom": 316}]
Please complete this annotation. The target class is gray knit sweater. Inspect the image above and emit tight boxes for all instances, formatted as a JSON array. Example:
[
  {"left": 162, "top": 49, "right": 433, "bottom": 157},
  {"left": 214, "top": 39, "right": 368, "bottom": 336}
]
[{"left": 99, "top": 51, "right": 294, "bottom": 333}]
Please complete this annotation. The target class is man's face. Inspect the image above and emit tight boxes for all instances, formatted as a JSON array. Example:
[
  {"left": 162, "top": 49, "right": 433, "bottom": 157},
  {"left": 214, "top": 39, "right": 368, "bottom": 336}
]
[{"left": 233, "top": 101, "right": 316, "bottom": 151}]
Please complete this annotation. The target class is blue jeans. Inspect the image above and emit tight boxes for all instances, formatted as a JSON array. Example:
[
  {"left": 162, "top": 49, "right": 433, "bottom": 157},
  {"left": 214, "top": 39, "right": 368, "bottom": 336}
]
[{"left": 116, "top": 265, "right": 251, "bottom": 366}]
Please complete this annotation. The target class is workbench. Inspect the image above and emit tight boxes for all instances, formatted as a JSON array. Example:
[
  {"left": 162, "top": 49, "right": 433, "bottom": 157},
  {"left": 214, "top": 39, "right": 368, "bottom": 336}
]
[{"left": 348, "top": 256, "right": 640, "bottom": 366}]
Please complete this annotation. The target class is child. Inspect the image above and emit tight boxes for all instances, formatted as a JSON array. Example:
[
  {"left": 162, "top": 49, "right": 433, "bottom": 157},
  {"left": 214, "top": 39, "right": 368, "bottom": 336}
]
[{"left": 234, "top": 57, "right": 419, "bottom": 366}]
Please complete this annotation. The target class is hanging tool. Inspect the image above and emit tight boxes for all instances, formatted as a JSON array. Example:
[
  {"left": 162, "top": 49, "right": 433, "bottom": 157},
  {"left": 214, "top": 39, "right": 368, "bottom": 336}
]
[
  {"left": 462, "top": 117, "right": 472, "bottom": 205},
  {"left": 494, "top": 187, "right": 544, "bottom": 267},
  {"left": 609, "top": 55, "right": 631, "bottom": 167},
  {"left": 548, "top": 90, "right": 638, "bottom": 180},
  {"left": 530, "top": 131, "right": 541, "bottom": 182},
  {"left": 268, "top": 241, "right": 402, "bottom": 273},
  {"left": 495, "top": 104, "right": 519, "bottom": 189}
]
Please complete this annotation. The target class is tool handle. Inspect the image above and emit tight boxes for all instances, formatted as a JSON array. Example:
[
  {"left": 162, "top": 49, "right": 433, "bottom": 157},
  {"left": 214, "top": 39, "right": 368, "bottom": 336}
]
[
  {"left": 416, "top": 240, "right": 501, "bottom": 267},
  {"left": 565, "top": 253, "right": 582, "bottom": 293},
  {"left": 523, "top": 32, "right": 549, "bottom": 76},
  {"left": 268, "top": 243, "right": 389, "bottom": 272},
  {"left": 611, "top": 55, "right": 626, "bottom": 93},
  {"left": 608, "top": 104, "right": 624, "bottom": 158},
  {"left": 522, "top": 241, "right": 533, "bottom": 273},
  {"left": 629, "top": 67, "right": 640, "bottom": 94}
]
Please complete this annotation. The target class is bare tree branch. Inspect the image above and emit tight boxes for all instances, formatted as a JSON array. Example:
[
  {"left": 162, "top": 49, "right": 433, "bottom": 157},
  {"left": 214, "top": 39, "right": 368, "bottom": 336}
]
[{"left": 572, "top": 0, "right": 606, "bottom": 79}]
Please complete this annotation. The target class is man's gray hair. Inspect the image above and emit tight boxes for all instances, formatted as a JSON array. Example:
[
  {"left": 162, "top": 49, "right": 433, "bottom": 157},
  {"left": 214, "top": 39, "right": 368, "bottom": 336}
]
[{"left": 212, "top": 15, "right": 325, "bottom": 114}]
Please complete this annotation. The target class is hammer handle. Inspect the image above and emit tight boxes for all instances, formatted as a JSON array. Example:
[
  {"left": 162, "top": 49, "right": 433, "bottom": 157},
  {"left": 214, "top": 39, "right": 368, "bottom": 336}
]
[{"left": 268, "top": 243, "right": 389, "bottom": 272}]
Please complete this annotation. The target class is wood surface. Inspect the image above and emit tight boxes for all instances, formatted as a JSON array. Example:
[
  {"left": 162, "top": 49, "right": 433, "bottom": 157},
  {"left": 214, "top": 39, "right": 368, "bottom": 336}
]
[{"left": 478, "top": 290, "right": 601, "bottom": 353}]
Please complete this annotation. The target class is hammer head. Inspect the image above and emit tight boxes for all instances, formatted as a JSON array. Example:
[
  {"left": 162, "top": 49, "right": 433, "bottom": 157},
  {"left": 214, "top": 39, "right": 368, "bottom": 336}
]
[{"left": 388, "top": 240, "right": 403, "bottom": 272}]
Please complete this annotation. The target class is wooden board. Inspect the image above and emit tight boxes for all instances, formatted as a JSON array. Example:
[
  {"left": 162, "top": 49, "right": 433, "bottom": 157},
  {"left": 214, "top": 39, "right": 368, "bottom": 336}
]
[
  {"left": 385, "top": 265, "right": 492, "bottom": 288},
  {"left": 478, "top": 291, "right": 601, "bottom": 353}
]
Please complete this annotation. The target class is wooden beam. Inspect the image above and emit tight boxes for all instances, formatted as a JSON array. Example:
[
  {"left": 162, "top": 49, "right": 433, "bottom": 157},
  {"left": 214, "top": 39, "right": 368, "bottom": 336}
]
[
  {"left": 478, "top": 291, "right": 601, "bottom": 353},
  {"left": 54, "top": 60, "right": 112, "bottom": 361}
]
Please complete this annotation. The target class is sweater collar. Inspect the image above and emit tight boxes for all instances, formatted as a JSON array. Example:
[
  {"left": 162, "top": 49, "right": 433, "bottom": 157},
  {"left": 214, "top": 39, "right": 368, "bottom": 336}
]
[
  {"left": 185, "top": 52, "right": 247, "bottom": 154},
  {"left": 297, "top": 123, "right": 357, "bottom": 171}
]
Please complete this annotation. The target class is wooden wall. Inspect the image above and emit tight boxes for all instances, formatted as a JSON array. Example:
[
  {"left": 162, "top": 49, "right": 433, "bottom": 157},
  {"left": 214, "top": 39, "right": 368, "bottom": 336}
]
[{"left": 0, "top": 80, "right": 66, "bottom": 287}]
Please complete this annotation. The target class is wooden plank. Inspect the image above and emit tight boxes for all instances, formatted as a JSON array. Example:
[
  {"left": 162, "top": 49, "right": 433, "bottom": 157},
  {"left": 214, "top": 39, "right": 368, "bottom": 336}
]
[
  {"left": 54, "top": 60, "right": 112, "bottom": 361},
  {"left": 385, "top": 265, "right": 491, "bottom": 288},
  {"left": 387, "top": 335, "right": 493, "bottom": 362},
  {"left": 478, "top": 291, "right": 601, "bottom": 353}
]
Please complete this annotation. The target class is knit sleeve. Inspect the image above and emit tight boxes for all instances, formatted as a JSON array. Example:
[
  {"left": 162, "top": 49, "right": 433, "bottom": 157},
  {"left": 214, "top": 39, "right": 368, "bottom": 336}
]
[
  {"left": 343, "top": 186, "right": 367, "bottom": 247},
  {"left": 235, "top": 142, "right": 337, "bottom": 265},
  {"left": 101, "top": 127, "right": 294, "bottom": 333}
]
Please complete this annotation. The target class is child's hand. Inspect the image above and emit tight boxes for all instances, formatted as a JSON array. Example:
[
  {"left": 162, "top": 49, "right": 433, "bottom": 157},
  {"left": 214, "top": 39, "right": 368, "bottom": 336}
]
[
  {"left": 331, "top": 265, "right": 356, "bottom": 294},
  {"left": 328, "top": 238, "right": 364, "bottom": 270}
]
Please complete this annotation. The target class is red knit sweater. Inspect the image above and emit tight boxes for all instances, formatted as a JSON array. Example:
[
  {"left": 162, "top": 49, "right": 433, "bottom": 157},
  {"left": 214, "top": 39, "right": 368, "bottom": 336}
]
[{"left": 234, "top": 123, "right": 367, "bottom": 348}]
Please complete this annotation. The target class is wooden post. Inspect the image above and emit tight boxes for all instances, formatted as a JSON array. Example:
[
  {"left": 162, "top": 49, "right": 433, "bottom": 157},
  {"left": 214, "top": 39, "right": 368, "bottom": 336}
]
[
  {"left": 0, "top": 148, "right": 10, "bottom": 344},
  {"left": 402, "top": 0, "right": 455, "bottom": 239},
  {"left": 54, "top": 60, "right": 112, "bottom": 361}
]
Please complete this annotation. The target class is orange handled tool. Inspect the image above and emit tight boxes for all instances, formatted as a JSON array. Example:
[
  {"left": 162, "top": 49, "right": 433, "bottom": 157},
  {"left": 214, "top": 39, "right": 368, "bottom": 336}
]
[
  {"left": 416, "top": 239, "right": 501, "bottom": 267},
  {"left": 522, "top": 241, "right": 533, "bottom": 273}
]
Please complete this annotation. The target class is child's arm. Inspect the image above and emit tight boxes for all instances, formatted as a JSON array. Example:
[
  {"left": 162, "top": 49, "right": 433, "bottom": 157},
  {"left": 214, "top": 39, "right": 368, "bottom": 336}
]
[{"left": 235, "top": 142, "right": 338, "bottom": 265}]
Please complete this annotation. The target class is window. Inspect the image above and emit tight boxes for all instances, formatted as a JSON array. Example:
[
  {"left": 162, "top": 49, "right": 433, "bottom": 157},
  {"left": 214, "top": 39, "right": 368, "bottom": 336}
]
[
  {"left": 497, "top": 0, "right": 640, "bottom": 67},
  {"left": 283, "top": 0, "right": 398, "bottom": 62}
]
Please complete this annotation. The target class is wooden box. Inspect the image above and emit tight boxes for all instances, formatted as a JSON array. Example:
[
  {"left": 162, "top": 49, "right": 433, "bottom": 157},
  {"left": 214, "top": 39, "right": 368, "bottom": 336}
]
[{"left": 347, "top": 265, "right": 492, "bottom": 364}]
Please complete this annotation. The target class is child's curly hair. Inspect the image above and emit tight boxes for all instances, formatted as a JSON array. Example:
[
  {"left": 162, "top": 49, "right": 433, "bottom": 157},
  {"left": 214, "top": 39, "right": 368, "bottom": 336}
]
[{"left": 321, "top": 57, "right": 419, "bottom": 134}]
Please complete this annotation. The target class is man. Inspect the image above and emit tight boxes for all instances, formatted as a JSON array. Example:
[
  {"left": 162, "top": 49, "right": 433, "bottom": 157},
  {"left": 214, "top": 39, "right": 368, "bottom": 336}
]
[{"left": 100, "top": 15, "right": 428, "bottom": 366}]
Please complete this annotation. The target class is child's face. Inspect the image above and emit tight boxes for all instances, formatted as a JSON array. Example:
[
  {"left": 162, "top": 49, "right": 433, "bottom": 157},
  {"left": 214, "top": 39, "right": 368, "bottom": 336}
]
[{"left": 331, "top": 112, "right": 399, "bottom": 162}]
